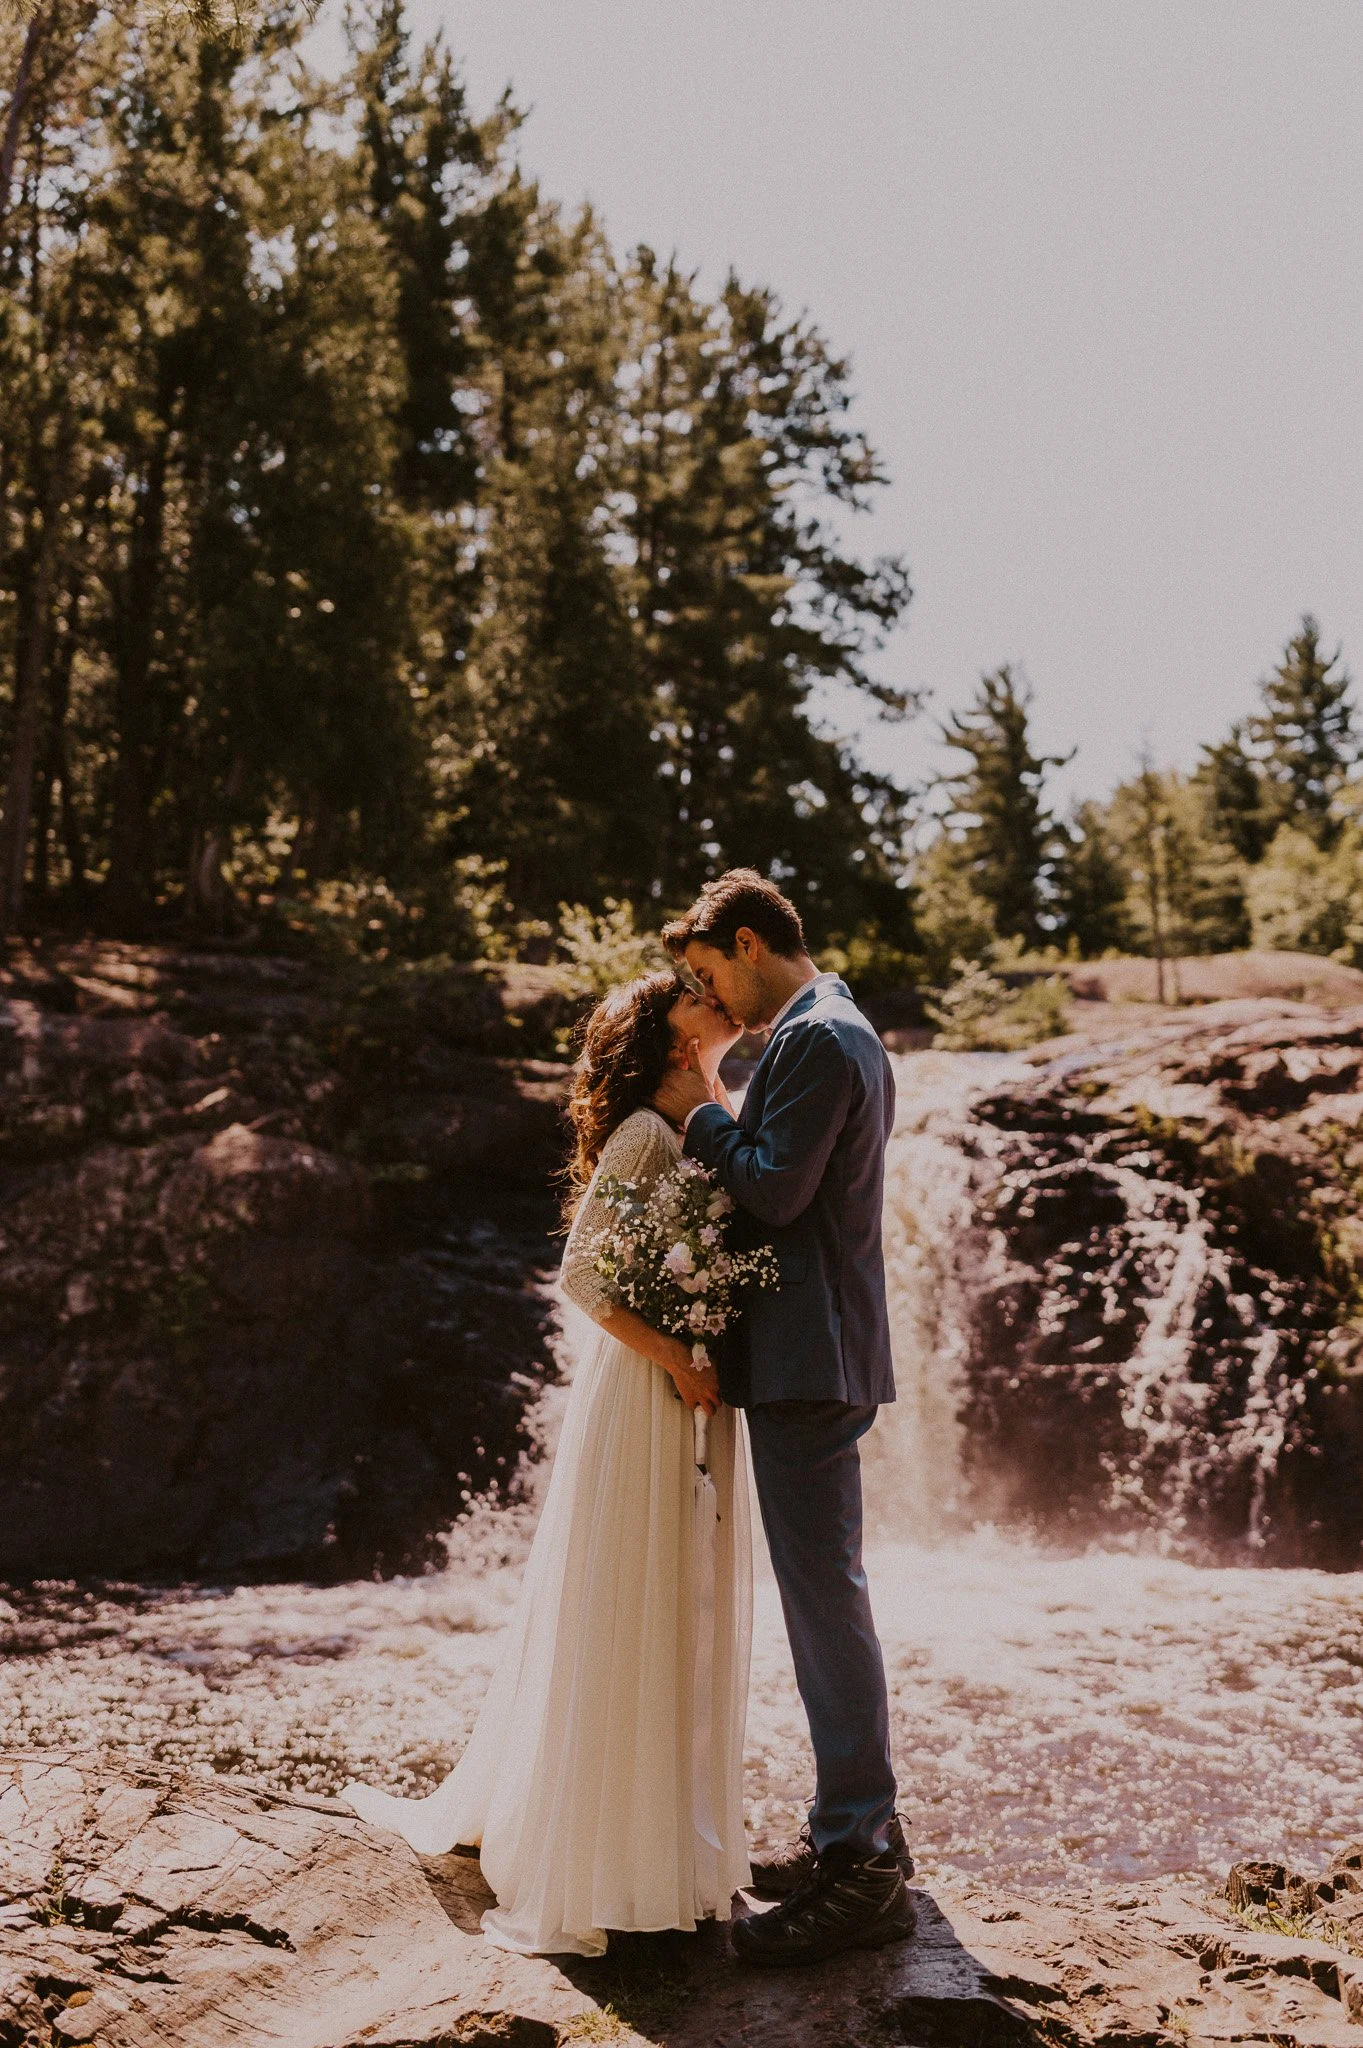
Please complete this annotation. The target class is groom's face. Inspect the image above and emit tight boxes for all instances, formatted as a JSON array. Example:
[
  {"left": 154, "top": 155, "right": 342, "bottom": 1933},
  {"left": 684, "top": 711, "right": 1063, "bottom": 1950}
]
[{"left": 682, "top": 937, "right": 769, "bottom": 1031}]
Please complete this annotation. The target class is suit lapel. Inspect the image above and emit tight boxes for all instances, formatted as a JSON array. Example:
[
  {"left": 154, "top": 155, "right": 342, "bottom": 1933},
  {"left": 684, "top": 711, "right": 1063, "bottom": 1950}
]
[{"left": 739, "top": 976, "right": 850, "bottom": 1132}]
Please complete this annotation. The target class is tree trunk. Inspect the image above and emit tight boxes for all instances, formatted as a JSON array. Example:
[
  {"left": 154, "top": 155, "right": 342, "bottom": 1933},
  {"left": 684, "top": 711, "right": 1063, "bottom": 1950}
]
[
  {"left": 32, "top": 603, "right": 80, "bottom": 906},
  {"left": 1150, "top": 836, "right": 1167, "bottom": 1006},
  {"left": 104, "top": 431, "right": 170, "bottom": 929},
  {"left": 29, "top": 759, "right": 52, "bottom": 903},
  {"left": 30, "top": 514, "right": 88, "bottom": 908},
  {"left": 56, "top": 726, "right": 89, "bottom": 908},
  {"left": 186, "top": 755, "right": 246, "bottom": 931},
  {"left": 0, "top": 8, "right": 44, "bottom": 230},
  {"left": 0, "top": 490, "right": 61, "bottom": 933}
]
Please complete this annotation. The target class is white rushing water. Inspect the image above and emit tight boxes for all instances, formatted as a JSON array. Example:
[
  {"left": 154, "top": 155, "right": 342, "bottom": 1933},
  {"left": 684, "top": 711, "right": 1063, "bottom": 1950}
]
[{"left": 5, "top": 1050, "right": 1363, "bottom": 1886}]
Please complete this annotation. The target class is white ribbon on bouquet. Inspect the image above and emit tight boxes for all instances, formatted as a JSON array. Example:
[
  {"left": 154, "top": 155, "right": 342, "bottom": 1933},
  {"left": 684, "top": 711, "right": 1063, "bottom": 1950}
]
[{"left": 691, "top": 1406, "right": 722, "bottom": 1852}]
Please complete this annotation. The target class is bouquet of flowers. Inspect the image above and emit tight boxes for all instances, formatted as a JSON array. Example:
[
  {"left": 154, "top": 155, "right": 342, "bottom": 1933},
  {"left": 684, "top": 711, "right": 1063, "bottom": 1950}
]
[{"left": 592, "top": 1155, "right": 779, "bottom": 1370}]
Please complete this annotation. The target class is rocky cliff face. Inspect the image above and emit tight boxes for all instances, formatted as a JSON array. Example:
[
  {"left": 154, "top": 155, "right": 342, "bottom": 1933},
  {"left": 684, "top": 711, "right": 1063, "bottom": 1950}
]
[
  {"left": 12, "top": 953, "right": 1363, "bottom": 1582},
  {"left": 0, "top": 941, "right": 574, "bottom": 1580},
  {"left": 950, "top": 1000, "right": 1363, "bottom": 1566}
]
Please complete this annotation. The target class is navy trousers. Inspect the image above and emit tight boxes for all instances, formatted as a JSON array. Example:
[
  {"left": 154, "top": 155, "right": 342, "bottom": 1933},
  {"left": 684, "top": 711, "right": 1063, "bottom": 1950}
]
[{"left": 745, "top": 1399, "right": 897, "bottom": 1862}]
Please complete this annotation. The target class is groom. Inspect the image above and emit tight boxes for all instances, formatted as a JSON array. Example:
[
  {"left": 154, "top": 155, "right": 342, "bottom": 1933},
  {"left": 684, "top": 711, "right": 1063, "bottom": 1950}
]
[{"left": 655, "top": 869, "right": 914, "bottom": 1967}]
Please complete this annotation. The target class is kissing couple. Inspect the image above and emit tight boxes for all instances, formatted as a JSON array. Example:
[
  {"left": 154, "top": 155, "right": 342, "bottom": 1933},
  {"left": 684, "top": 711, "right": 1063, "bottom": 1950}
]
[{"left": 345, "top": 869, "right": 913, "bottom": 1967}]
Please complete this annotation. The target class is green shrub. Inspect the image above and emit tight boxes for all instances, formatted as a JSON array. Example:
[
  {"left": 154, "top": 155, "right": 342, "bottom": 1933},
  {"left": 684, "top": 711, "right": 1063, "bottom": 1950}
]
[
  {"left": 817, "top": 928, "right": 922, "bottom": 996},
  {"left": 1247, "top": 822, "right": 1363, "bottom": 965},
  {"left": 926, "top": 956, "right": 1069, "bottom": 1051},
  {"left": 552, "top": 900, "right": 668, "bottom": 999}
]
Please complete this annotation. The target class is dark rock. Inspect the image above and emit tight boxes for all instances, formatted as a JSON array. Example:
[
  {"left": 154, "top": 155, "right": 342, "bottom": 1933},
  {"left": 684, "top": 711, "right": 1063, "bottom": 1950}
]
[
  {"left": 0, "top": 941, "right": 573, "bottom": 1581},
  {"left": 948, "top": 1001, "right": 1363, "bottom": 1565}
]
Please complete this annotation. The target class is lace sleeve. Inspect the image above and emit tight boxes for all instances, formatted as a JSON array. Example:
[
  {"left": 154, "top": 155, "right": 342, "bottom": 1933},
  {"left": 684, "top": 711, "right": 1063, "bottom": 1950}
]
[{"left": 559, "top": 1112, "right": 675, "bottom": 1321}]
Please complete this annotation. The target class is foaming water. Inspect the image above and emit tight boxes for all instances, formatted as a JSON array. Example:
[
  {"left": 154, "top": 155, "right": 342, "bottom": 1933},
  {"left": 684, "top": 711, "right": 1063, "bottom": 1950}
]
[
  {"left": 874, "top": 1046, "right": 1323, "bottom": 1557},
  {"left": 4, "top": 1046, "right": 1362, "bottom": 1885},
  {"left": 855, "top": 1530, "right": 1363, "bottom": 1884},
  {"left": 862, "top": 1051, "right": 1025, "bottom": 1537},
  {"left": 8, "top": 1515, "right": 1360, "bottom": 1887}
]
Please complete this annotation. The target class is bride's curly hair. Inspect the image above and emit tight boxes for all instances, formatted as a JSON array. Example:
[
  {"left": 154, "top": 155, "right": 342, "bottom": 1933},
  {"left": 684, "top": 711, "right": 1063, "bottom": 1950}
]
[{"left": 562, "top": 969, "right": 683, "bottom": 1220}]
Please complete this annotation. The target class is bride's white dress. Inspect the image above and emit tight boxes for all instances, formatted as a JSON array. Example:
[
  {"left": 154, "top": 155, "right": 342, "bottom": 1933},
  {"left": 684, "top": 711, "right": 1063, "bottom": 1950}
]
[{"left": 343, "top": 1107, "right": 753, "bottom": 1956}]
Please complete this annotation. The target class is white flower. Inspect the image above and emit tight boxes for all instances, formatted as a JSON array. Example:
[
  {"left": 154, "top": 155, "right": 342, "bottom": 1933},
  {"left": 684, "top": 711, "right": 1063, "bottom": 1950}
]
[
  {"left": 700, "top": 1224, "right": 721, "bottom": 1247},
  {"left": 663, "top": 1241, "right": 695, "bottom": 1278},
  {"left": 688, "top": 1301, "right": 709, "bottom": 1330}
]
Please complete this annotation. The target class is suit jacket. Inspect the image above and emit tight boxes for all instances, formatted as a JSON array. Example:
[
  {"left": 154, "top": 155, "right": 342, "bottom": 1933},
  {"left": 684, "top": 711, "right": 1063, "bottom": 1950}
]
[{"left": 684, "top": 974, "right": 897, "bottom": 1408}]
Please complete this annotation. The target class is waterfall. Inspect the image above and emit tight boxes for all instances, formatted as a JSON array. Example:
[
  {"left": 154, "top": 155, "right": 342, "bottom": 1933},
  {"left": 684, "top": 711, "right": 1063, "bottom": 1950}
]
[
  {"left": 867, "top": 1040, "right": 1340, "bottom": 1564},
  {"left": 517, "top": 1037, "right": 1342, "bottom": 1563},
  {"left": 861, "top": 1051, "right": 1024, "bottom": 1541}
]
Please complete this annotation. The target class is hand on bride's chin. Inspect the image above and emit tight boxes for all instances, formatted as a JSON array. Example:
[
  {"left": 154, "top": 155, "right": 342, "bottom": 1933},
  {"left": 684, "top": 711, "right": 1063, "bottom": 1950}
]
[{"left": 653, "top": 1062, "right": 713, "bottom": 1125}]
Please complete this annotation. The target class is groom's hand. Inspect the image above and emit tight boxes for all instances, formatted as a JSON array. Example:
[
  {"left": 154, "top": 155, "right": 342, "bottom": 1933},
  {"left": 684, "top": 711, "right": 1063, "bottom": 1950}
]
[{"left": 654, "top": 1062, "right": 714, "bottom": 1125}]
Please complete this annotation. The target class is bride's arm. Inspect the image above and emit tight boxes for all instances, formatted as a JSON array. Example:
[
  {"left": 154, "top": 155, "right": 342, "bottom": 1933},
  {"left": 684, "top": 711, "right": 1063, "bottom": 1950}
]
[
  {"left": 559, "top": 1115, "right": 720, "bottom": 1414},
  {"left": 593, "top": 1305, "right": 719, "bottom": 1415}
]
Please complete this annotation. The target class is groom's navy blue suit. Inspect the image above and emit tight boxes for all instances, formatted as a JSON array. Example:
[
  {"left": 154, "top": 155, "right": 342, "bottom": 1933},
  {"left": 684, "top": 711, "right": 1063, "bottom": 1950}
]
[{"left": 684, "top": 973, "right": 898, "bottom": 1863}]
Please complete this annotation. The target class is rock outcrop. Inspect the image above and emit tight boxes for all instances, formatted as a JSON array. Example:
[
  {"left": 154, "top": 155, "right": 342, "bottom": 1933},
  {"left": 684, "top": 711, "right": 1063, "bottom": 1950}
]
[
  {"left": 0, "top": 941, "right": 573, "bottom": 1580},
  {"left": 949, "top": 999, "right": 1363, "bottom": 1565},
  {"left": 5, "top": 1752, "right": 1363, "bottom": 2048}
]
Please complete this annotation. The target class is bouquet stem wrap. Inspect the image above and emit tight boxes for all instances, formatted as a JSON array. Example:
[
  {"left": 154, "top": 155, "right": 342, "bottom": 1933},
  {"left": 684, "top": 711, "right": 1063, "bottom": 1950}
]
[{"left": 691, "top": 1408, "right": 721, "bottom": 1852}]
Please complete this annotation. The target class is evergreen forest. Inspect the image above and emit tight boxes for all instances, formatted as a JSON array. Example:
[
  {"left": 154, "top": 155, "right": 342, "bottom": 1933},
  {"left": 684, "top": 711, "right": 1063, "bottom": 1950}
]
[{"left": 2, "top": 1, "right": 1358, "bottom": 993}]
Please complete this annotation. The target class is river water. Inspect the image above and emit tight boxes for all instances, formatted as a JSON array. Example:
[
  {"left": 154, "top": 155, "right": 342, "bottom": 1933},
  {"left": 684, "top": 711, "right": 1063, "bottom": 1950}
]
[{"left": 4, "top": 1051, "right": 1362, "bottom": 1888}]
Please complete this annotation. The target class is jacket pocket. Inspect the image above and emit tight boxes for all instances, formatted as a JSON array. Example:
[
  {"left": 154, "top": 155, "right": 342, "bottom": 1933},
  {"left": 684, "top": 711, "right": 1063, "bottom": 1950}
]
[{"left": 777, "top": 1252, "right": 809, "bottom": 1286}]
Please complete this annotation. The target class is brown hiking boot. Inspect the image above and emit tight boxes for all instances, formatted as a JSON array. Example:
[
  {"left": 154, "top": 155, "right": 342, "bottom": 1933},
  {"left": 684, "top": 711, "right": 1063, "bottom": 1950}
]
[{"left": 748, "top": 1812, "right": 914, "bottom": 1899}]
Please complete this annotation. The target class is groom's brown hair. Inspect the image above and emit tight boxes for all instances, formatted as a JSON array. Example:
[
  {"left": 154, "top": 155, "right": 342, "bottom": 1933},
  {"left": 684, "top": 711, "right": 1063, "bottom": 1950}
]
[{"left": 663, "top": 868, "right": 806, "bottom": 960}]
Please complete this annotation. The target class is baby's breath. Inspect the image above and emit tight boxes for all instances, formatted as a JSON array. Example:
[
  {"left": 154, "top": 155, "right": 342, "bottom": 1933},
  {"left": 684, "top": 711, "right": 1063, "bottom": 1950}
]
[{"left": 593, "top": 1162, "right": 779, "bottom": 1362}]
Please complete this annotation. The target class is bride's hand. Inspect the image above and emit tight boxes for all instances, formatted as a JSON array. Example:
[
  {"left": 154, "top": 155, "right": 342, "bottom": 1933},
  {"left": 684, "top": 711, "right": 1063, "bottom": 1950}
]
[{"left": 663, "top": 1337, "right": 721, "bottom": 1416}]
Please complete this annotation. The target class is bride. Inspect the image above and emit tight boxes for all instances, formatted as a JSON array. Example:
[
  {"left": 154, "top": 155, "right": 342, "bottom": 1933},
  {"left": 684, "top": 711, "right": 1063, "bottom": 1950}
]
[{"left": 344, "top": 969, "right": 753, "bottom": 1957}]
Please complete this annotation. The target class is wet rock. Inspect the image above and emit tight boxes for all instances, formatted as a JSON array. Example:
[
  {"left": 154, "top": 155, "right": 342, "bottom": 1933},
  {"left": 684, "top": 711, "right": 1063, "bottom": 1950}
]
[
  {"left": 940, "top": 1001, "right": 1363, "bottom": 1565},
  {"left": 0, "top": 941, "right": 572, "bottom": 1581},
  {"left": 8, "top": 1753, "right": 1363, "bottom": 2047}
]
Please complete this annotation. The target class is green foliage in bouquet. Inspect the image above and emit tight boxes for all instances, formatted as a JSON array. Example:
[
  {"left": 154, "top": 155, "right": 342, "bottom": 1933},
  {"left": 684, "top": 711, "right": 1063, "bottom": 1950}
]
[{"left": 592, "top": 1158, "right": 779, "bottom": 1364}]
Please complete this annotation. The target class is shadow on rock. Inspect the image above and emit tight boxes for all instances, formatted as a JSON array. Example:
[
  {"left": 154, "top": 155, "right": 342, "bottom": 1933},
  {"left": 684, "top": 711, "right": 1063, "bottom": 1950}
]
[{"left": 0, "top": 940, "right": 573, "bottom": 1581}]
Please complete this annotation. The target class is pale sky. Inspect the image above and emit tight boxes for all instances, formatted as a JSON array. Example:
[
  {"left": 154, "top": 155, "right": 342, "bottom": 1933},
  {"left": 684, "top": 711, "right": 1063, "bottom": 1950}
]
[{"left": 322, "top": 1, "right": 1363, "bottom": 810}]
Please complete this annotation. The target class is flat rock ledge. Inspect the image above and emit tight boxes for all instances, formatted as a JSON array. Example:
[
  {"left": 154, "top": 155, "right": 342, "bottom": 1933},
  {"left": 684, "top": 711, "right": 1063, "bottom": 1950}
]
[{"left": 4, "top": 1755, "right": 1363, "bottom": 2048}]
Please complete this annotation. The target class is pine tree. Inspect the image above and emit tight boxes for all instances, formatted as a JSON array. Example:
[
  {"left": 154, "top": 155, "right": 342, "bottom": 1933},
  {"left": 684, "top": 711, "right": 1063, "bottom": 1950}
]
[
  {"left": 0, "top": 0, "right": 107, "bottom": 929},
  {"left": 0, "top": 0, "right": 923, "bottom": 943},
  {"left": 1052, "top": 800, "right": 1131, "bottom": 957},
  {"left": 0, "top": 0, "right": 324, "bottom": 929},
  {"left": 1250, "top": 616, "right": 1356, "bottom": 847},
  {"left": 176, "top": 49, "right": 421, "bottom": 918},
  {"left": 433, "top": 199, "right": 663, "bottom": 913},
  {"left": 1104, "top": 758, "right": 1249, "bottom": 982},
  {"left": 909, "top": 830, "right": 997, "bottom": 981},
  {"left": 1196, "top": 722, "right": 1270, "bottom": 864},
  {"left": 614, "top": 256, "right": 915, "bottom": 941},
  {"left": 351, "top": 0, "right": 498, "bottom": 512},
  {"left": 938, "top": 667, "right": 1069, "bottom": 948}
]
